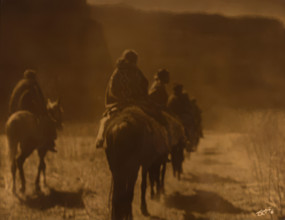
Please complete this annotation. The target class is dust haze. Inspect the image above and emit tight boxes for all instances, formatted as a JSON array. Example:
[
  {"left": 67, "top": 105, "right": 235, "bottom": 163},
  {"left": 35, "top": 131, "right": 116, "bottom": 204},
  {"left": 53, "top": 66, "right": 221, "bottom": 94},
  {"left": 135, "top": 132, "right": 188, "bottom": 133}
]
[
  {"left": 1, "top": 0, "right": 285, "bottom": 219},
  {"left": 88, "top": 0, "right": 285, "bottom": 25},
  {"left": 1, "top": 0, "right": 285, "bottom": 129}
]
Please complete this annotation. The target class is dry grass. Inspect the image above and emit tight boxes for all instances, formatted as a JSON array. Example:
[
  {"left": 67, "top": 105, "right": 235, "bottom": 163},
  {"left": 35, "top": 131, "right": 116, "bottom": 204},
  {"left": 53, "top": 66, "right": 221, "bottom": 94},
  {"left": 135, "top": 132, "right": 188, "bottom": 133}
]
[
  {"left": 0, "top": 118, "right": 278, "bottom": 220},
  {"left": 241, "top": 111, "right": 285, "bottom": 219}
]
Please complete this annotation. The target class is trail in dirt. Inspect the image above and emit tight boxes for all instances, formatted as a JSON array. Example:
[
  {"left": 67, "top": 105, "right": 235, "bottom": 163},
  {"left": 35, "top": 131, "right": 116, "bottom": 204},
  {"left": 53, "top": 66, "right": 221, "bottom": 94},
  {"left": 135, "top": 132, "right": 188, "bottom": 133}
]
[
  {"left": 0, "top": 131, "right": 269, "bottom": 220},
  {"left": 131, "top": 131, "right": 265, "bottom": 220}
]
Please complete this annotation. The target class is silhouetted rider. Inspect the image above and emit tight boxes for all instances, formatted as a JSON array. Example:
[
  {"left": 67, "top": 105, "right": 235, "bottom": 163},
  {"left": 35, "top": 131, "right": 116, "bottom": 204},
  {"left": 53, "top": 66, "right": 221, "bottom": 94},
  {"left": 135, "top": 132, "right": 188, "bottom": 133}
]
[
  {"left": 168, "top": 83, "right": 203, "bottom": 150},
  {"left": 167, "top": 84, "right": 191, "bottom": 116},
  {"left": 9, "top": 69, "right": 47, "bottom": 116},
  {"left": 149, "top": 69, "right": 170, "bottom": 110},
  {"left": 105, "top": 50, "right": 149, "bottom": 109},
  {"left": 96, "top": 50, "right": 149, "bottom": 148},
  {"left": 9, "top": 69, "right": 57, "bottom": 152}
]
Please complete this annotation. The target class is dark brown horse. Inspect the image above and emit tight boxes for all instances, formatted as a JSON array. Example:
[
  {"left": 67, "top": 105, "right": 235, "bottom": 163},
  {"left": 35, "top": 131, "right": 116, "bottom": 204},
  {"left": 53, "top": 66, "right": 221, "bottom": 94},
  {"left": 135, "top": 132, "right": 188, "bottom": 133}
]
[
  {"left": 6, "top": 99, "right": 63, "bottom": 194},
  {"left": 142, "top": 131, "right": 186, "bottom": 210},
  {"left": 105, "top": 106, "right": 185, "bottom": 219},
  {"left": 171, "top": 139, "right": 186, "bottom": 180},
  {"left": 141, "top": 152, "right": 167, "bottom": 212}
]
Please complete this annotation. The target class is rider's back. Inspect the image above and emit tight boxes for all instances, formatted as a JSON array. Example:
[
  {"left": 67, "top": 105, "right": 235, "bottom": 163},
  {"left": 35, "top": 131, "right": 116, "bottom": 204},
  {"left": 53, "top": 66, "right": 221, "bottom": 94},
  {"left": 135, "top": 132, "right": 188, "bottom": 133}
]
[
  {"left": 105, "top": 58, "right": 149, "bottom": 109},
  {"left": 9, "top": 70, "right": 46, "bottom": 116}
]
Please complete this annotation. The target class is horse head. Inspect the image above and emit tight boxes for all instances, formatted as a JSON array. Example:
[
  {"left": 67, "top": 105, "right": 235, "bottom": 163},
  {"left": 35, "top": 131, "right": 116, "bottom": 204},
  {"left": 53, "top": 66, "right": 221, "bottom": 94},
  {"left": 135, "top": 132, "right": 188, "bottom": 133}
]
[{"left": 47, "top": 98, "right": 64, "bottom": 130}]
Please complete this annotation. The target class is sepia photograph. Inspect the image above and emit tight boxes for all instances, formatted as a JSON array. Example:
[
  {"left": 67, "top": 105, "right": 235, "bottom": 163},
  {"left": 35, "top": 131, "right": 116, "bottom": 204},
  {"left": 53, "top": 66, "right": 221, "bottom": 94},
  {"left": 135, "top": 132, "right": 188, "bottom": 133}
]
[{"left": 0, "top": 0, "right": 285, "bottom": 219}]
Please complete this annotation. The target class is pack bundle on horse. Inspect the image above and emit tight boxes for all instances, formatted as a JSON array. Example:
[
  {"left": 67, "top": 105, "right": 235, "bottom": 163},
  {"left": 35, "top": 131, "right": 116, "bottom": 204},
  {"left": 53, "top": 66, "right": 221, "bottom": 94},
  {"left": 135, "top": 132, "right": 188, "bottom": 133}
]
[
  {"left": 6, "top": 99, "right": 63, "bottom": 194},
  {"left": 104, "top": 106, "right": 185, "bottom": 220}
]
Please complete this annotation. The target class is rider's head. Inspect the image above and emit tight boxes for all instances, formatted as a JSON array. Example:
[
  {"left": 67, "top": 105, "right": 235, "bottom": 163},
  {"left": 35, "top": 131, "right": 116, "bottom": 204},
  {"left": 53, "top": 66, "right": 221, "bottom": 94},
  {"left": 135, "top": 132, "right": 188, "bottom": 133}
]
[
  {"left": 23, "top": 69, "right": 37, "bottom": 80},
  {"left": 173, "top": 83, "right": 183, "bottom": 95},
  {"left": 122, "top": 49, "right": 138, "bottom": 65},
  {"left": 155, "top": 69, "right": 170, "bottom": 84}
]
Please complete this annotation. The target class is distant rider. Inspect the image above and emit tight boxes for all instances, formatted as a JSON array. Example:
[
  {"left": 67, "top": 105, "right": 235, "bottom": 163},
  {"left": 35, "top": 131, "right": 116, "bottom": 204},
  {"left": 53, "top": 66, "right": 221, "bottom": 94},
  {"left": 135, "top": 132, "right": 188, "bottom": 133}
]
[
  {"left": 168, "top": 83, "right": 203, "bottom": 150},
  {"left": 9, "top": 69, "right": 57, "bottom": 152},
  {"left": 149, "top": 69, "right": 170, "bottom": 110}
]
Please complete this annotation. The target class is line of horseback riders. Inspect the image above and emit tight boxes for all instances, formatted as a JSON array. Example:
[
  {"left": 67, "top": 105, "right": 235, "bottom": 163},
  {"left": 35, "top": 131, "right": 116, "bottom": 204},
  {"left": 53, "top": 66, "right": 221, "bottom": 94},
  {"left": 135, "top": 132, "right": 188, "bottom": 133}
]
[
  {"left": 9, "top": 49, "right": 203, "bottom": 154},
  {"left": 6, "top": 49, "right": 203, "bottom": 218},
  {"left": 96, "top": 49, "right": 203, "bottom": 150}
]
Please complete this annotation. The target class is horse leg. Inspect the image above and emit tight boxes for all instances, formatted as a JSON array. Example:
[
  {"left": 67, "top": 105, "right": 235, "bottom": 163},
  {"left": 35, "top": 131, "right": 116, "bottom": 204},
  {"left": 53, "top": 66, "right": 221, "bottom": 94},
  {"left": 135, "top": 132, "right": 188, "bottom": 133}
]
[
  {"left": 11, "top": 158, "right": 17, "bottom": 193},
  {"left": 39, "top": 149, "right": 48, "bottom": 186},
  {"left": 17, "top": 142, "right": 33, "bottom": 193},
  {"left": 178, "top": 144, "right": 184, "bottom": 181},
  {"left": 160, "top": 161, "right": 166, "bottom": 194},
  {"left": 171, "top": 150, "right": 176, "bottom": 178},
  {"left": 154, "top": 164, "right": 161, "bottom": 200},
  {"left": 126, "top": 170, "right": 139, "bottom": 220},
  {"left": 8, "top": 138, "right": 18, "bottom": 193},
  {"left": 148, "top": 166, "right": 155, "bottom": 200},
  {"left": 17, "top": 153, "right": 27, "bottom": 193},
  {"left": 43, "top": 160, "right": 47, "bottom": 186},
  {"left": 42, "top": 159, "right": 47, "bottom": 186},
  {"left": 140, "top": 167, "right": 149, "bottom": 216},
  {"left": 35, "top": 149, "right": 47, "bottom": 192}
]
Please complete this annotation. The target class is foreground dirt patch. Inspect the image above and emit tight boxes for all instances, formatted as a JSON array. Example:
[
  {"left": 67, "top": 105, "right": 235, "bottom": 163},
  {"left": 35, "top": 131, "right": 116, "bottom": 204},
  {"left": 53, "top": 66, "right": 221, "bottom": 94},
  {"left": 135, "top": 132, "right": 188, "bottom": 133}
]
[{"left": 0, "top": 128, "right": 273, "bottom": 219}]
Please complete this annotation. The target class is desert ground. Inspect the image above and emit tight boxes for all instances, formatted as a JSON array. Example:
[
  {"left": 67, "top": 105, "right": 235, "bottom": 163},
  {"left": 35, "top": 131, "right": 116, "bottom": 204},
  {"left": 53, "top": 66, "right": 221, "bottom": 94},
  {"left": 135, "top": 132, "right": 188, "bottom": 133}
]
[{"left": 0, "top": 119, "right": 280, "bottom": 220}]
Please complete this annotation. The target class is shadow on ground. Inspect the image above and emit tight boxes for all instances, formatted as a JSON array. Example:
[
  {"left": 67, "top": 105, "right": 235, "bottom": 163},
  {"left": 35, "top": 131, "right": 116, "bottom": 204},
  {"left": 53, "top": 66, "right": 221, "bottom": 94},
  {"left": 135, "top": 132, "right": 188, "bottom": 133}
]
[
  {"left": 17, "top": 187, "right": 85, "bottom": 210},
  {"left": 201, "top": 158, "right": 232, "bottom": 166},
  {"left": 165, "top": 190, "right": 245, "bottom": 219},
  {"left": 200, "top": 147, "right": 222, "bottom": 156},
  {"left": 183, "top": 173, "right": 241, "bottom": 184}
]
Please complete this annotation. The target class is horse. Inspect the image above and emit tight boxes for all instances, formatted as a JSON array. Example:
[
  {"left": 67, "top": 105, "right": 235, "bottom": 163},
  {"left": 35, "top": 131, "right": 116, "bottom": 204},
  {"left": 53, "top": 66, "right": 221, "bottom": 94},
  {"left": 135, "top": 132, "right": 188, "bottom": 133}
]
[
  {"left": 141, "top": 113, "right": 187, "bottom": 205},
  {"left": 170, "top": 139, "right": 186, "bottom": 180},
  {"left": 144, "top": 153, "right": 167, "bottom": 200},
  {"left": 105, "top": 106, "right": 185, "bottom": 219},
  {"left": 6, "top": 99, "right": 63, "bottom": 194},
  {"left": 145, "top": 138, "right": 187, "bottom": 201}
]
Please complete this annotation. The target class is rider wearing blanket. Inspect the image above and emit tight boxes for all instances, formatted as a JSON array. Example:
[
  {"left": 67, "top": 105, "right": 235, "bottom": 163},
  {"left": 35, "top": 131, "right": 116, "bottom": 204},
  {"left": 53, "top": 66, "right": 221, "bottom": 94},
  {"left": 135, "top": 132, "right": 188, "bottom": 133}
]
[
  {"left": 168, "top": 83, "right": 203, "bottom": 151},
  {"left": 148, "top": 69, "right": 170, "bottom": 110},
  {"left": 9, "top": 69, "right": 57, "bottom": 152},
  {"left": 95, "top": 50, "right": 185, "bottom": 150}
]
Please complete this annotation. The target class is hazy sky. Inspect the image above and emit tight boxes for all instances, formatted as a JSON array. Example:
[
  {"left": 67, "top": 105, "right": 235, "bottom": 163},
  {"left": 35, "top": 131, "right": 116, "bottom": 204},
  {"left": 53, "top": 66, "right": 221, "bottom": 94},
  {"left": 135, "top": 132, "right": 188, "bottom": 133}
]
[{"left": 87, "top": 0, "right": 285, "bottom": 25}]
